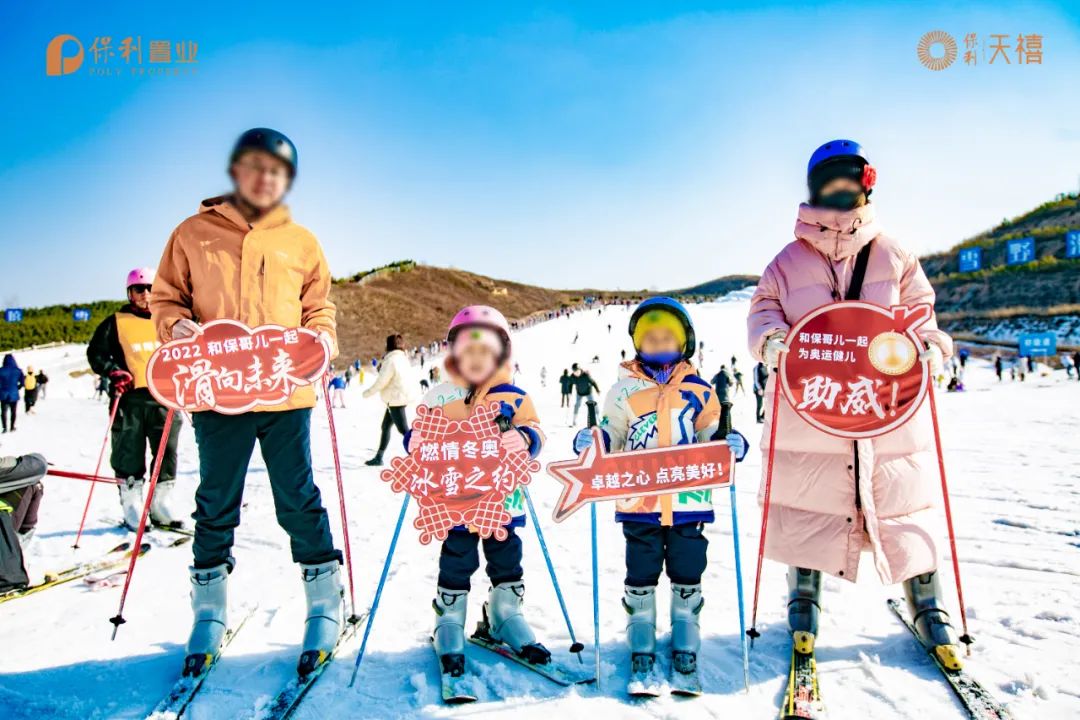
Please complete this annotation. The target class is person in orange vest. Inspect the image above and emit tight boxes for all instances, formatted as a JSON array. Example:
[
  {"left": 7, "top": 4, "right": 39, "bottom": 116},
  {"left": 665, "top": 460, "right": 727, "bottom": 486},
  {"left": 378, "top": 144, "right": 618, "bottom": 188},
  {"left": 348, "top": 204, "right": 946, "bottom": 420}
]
[{"left": 87, "top": 268, "right": 182, "bottom": 530}]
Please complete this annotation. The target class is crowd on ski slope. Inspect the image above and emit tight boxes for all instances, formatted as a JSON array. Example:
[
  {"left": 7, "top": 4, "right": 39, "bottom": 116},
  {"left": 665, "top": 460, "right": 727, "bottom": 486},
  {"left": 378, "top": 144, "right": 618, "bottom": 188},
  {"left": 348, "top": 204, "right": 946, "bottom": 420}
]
[{"left": 3, "top": 129, "right": 1074, "bottom": 712}]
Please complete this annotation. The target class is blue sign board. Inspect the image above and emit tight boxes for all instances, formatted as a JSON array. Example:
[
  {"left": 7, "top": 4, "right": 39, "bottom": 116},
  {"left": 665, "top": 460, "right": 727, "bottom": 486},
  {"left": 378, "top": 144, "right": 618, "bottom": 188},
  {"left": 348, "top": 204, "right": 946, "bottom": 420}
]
[
  {"left": 958, "top": 246, "right": 982, "bottom": 272},
  {"left": 73, "top": 308, "right": 92, "bottom": 322},
  {"left": 1066, "top": 230, "right": 1080, "bottom": 259},
  {"left": 1018, "top": 332, "right": 1056, "bottom": 357},
  {"left": 3, "top": 308, "right": 23, "bottom": 323},
  {"left": 1006, "top": 236, "right": 1036, "bottom": 265}
]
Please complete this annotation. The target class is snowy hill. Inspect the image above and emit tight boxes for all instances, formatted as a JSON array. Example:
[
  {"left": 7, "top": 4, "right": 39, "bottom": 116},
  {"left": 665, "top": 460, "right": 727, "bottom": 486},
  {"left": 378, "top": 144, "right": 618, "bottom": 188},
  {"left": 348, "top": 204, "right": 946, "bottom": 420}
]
[{"left": 0, "top": 298, "right": 1077, "bottom": 719}]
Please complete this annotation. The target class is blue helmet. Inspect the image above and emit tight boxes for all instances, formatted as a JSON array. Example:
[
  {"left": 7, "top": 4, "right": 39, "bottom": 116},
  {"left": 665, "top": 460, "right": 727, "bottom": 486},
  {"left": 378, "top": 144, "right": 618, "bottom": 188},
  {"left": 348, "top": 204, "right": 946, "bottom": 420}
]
[
  {"left": 807, "top": 139, "right": 868, "bottom": 177},
  {"left": 230, "top": 127, "right": 298, "bottom": 178},
  {"left": 628, "top": 296, "right": 696, "bottom": 360}
]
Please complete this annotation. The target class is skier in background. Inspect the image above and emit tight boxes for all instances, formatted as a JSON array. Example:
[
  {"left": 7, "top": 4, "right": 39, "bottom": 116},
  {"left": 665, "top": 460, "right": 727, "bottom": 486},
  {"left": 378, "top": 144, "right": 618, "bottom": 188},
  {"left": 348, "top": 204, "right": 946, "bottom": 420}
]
[
  {"left": 35, "top": 369, "right": 48, "bottom": 401},
  {"left": 328, "top": 373, "right": 347, "bottom": 408},
  {"left": 710, "top": 364, "right": 735, "bottom": 435},
  {"left": 0, "top": 355, "right": 24, "bottom": 433},
  {"left": 752, "top": 361, "right": 769, "bottom": 423},
  {"left": 993, "top": 354, "right": 1003, "bottom": 381},
  {"left": 151, "top": 127, "right": 344, "bottom": 680},
  {"left": 574, "top": 297, "right": 747, "bottom": 688},
  {"left": 413, "top": 306, "right": 551, "bottom": 678},
  {"left": 558, "top": 369, "right": 572, "bottom": 408},
  {"left": 87, "top": 268, "right": 183, "bottom": 530},
  {"left": 21, "top": 367, "right": 38, "bottom": 415},
  {"left": 748, "top": 139, "right": 962, "bottom": 669},
  {"left": 363, "top": 334, "right": 416, "bottom": 467},
  {"left": 1073, "top": 350, "right": 1080, "bottom": 382},
  {"left": 570, "top": 363, "right": 600, "bottom": 424}
]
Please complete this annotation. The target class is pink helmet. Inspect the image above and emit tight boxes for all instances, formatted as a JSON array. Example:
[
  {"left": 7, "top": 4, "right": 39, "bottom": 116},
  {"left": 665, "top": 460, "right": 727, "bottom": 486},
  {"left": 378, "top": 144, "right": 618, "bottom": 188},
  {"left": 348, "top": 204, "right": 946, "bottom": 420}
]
[
  {"left": 126, "top": 267, "right": 155, "bottom": 288},
  {"left": 447, "top": 305, "right": 511, "bottom": 345}
]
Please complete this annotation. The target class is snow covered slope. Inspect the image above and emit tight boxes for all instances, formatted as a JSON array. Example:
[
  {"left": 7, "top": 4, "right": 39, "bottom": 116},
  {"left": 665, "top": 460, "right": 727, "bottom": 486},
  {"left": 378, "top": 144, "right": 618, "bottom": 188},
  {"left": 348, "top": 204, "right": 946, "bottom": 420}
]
[{"left": 0, "top": 299, "right": 1076, "bottom": 719}]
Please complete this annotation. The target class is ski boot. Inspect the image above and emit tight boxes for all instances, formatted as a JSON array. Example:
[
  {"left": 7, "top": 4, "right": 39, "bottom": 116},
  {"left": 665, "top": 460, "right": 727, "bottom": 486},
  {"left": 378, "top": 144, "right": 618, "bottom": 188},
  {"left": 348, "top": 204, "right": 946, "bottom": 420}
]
[
  {"left": 479, "top": 582, "right": 550, "bottom": 665},
  {"left": 433, "top": 587, "right": 468, "bottom": 677},
  {"left": 149, "top": 480, "right": 184, "bottom": 529},
  {"left": 183, "top": 564, "right": 229, "bottom": 677},
  {"left": 671, "top": 584, "right": 703, "bottom": 676},
  {"left": 298, "top": 560, "right": 344, "bottom": 678},
  {"left": 623, "top": 585, "right": 657, "bottom": 675},
  {"left": 903, "top": 571, "right": 963, "bottom": 671},
  {"left": 787, "top": 566, "right": 822, "bottom": 655},
  {"left": 118, "top": 476, "right": 144, "bottom": 530}
]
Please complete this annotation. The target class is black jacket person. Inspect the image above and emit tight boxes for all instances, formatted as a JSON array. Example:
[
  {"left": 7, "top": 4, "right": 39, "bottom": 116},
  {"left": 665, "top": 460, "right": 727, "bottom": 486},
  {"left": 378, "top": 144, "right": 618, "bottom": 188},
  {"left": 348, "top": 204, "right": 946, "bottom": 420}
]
[{"left": 87, "top": 269, "right": 182, "bottom": 529}]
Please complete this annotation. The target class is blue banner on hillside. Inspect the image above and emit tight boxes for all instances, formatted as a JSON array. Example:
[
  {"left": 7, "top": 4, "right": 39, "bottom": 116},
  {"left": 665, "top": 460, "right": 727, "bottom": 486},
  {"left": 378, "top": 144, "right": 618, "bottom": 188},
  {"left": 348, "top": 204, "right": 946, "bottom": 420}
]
[
  {"left": 958, "top": 246, "right": 982, "bottom": 272},
  {"left": 1006, "top": 236, "right": 1036, "bottom": 265},
  {"left": 1018, "top": 332, "right": 1056, "bottom": 357},
  {"left": 1066, "top": 230, "right": 1080, "bottom": 259},
  {"left": 73, "top": 308, "right": 91, "bottom": 322},
  {"left": 4, "top": 308, "right": 23, "bottom": 323}
]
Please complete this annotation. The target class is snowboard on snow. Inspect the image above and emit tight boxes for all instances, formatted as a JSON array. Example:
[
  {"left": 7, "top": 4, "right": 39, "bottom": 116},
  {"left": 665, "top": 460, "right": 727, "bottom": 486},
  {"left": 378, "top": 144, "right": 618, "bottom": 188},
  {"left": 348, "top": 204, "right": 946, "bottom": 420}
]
[
  {"left": 887, "top": 599, "right": 1014, "bottom": 720},
  {"left": 252, "top": 614, "right": 367, "bottom": 720},
  {"left": 146, "top": 603, "right": 259, "bottom": 720},
  {"left": 0, "top": 541, "right": 151, "bottom": 604}
]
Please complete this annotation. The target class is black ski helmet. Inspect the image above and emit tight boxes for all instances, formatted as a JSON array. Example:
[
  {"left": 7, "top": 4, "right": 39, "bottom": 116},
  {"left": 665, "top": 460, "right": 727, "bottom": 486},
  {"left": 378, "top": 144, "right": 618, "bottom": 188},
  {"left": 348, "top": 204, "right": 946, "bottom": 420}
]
[{"left": 229, "top": 128, "right": 298, "bottom": 179}]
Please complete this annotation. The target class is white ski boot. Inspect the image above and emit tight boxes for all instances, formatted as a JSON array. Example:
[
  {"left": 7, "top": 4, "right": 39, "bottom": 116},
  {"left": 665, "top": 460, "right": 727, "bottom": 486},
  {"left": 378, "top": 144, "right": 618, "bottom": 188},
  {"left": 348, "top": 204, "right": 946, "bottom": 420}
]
[
  {"left": 671, "top": 583, "right": 703, "bottom": 676},
  {"left": 183, "top": 564, "right": 229, "bottom": 677},
  {"left": 433, "top": 587, "right": 468, "bottom": 677},
  {"left": 118, "top": 476, "right": 144, "bottom": 530},
  {"left": 149, "top": 480, "right": 184, "bottom": 528},
  {"left": 623, "top": 585, "right": 657, "bottom": 674},
  {"left": 787, "top": 566, "right": 822, "bottom": 655},
  {"left": 480, "top": 582, "right": 550, "bottom": 665},
  {"left": 298, "top": 560, "right": 344, "bottom": 677},
  {"left": 904, "top": 571, "right": 963, "bottom": 670}
]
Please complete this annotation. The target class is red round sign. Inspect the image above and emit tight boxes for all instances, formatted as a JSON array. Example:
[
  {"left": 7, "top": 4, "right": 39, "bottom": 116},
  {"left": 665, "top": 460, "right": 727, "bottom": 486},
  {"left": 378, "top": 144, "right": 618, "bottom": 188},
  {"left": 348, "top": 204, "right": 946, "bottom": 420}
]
[
  {"left": 779, "top": 302, "right": 933, "bottom": 438},
  {"left": 146, "top": 319, "right": 331, "bottom": 414}
]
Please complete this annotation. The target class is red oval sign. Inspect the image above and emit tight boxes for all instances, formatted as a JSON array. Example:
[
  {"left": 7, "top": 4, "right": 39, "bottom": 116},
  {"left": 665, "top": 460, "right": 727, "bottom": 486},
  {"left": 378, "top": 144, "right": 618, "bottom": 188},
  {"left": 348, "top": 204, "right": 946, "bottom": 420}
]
[
  {"left": 779, "top": 302, "right": 933, "bottom": 438},
  {"left": 146, "top": 319, "right": 331, "bottom": 414}
]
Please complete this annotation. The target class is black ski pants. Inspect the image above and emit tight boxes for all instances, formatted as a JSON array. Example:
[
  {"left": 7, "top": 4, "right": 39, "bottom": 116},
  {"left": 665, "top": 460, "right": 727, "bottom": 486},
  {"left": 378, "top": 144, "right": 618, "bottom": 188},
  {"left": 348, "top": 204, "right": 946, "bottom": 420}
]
[
  {"left": 375, "top": 405, "right": 409, "bottom": 459},
  {"left": 111, "top": 390, "right": 181, "bottom": 482},
  {"left": 438, "top": 527, "right": 523, "bottom": 591},
  {"left": 623, "top": 521, "right": 708, "bottom": 587}
]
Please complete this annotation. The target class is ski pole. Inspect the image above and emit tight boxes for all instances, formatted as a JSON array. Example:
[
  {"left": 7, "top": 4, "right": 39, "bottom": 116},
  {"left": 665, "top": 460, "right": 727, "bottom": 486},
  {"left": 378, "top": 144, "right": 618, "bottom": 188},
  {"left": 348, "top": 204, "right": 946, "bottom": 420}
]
[
  {"left": 48, "top": 468, "right": 123, "bottom": 484},
  {"left": 494, "top": 412, "right": 585, "bottom": 661},
  {"left": 73, "top": 393, "right": 122, "bottom": 549},
  {"left": 109, "top": 409, "right": 175, "bottom": 639},
  {"left": 586, "top": 399, "right": 601, "bottom": 689},
  {"left": 729, "top": 472, "right": 751, "bottom": 692},
  {"left": 349, "top": 493, "right": 410, "bottom": 687},
  {"left": 747, "top": 369, "right": 782, "bottom": 646},
  {"left": 524, "top": 487, "right": 586, "bottom": 661},
  {"left": 323, "top": 375, "right": 359, "bottom": 623},
  {"left": 926, "top": 380, "right": 973, "bottom": 654}
]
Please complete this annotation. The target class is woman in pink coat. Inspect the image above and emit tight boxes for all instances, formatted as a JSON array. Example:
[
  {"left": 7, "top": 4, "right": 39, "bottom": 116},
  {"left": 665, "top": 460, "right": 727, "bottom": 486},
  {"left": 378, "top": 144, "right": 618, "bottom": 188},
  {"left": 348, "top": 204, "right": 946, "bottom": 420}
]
[{"left": 746, "top": 139, "right": 963, "bottom": 670}]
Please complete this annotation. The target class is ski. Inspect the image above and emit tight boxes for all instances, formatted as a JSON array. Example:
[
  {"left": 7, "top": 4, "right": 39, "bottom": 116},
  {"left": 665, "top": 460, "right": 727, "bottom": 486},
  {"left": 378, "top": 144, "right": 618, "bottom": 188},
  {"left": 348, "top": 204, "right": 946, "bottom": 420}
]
[
  {"left": 151, "top": 521, "right": 195, "bottom": 537},
  {"left": 468, "top": 631, "right": 595, "bottom": 687},
  {"left": 146, "top": 604, "right": 259, "bottom": 720},
  {"left": 669, "top": 661, "right": 702, "bottom": 697},
  {"left": 252, "top": 614, "right": 366, "bottom": 720},
  {"left": 0, "top": 541, "right": 149, "bottom": 604},
  {"left": 886, "top": 599, "right": 1014, "bottom": 720},
  {"left": 432, "top": 640, "right": 478, "bottom": 704},
  {"left": 627, "top": 656, "right": 663, "bottom": 698},
  {"left": 780, "top": 644, "right": 827, "bottom": 719}
]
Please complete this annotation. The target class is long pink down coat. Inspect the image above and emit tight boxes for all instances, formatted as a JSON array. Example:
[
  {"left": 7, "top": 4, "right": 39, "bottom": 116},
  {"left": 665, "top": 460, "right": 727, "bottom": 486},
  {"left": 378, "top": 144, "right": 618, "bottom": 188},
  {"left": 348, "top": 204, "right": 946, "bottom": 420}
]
[{"left": 747, "top": 203, "right": 952, "bottom": 584}]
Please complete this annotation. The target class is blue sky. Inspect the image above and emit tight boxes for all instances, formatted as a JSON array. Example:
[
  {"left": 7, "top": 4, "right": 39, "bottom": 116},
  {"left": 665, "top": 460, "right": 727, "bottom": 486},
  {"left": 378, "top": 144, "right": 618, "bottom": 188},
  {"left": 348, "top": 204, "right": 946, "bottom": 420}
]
[{"left": 1, "top": 2, "right": 1079, "bottom": 307}]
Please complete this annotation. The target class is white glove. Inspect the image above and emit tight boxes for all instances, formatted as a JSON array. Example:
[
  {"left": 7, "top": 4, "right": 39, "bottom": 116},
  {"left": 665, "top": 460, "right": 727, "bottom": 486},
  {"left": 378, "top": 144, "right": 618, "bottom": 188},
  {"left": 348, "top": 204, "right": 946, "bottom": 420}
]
[
  {"left": 920, "top": 343, "right": 945, "bottom": 378},
  {"left": 170, "top": 318, "right": 203, "bottom": 340},
  {"left": 763, "top": 331, "right": 789, "bottom": 370},
  {"left": 725, "top": 431, "right": 748, "bottom": 461},
  {"left": 573, "top": 428, "right": 594, "bottom": 455}
]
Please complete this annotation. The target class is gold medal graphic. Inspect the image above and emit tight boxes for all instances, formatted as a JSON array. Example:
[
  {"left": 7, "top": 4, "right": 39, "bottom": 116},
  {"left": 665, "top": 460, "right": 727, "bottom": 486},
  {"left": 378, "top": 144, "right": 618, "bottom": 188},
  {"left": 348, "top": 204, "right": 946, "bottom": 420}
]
[{"left": 868, "top": 331, "right": 917, "bottom": 376}]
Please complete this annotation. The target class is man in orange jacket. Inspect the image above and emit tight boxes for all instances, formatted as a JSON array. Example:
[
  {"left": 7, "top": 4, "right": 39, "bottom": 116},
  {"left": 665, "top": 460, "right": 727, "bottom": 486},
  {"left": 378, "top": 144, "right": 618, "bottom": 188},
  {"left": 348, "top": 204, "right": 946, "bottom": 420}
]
[{"left": 150, "top": 128, "right": 343, "bottom": 681}]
